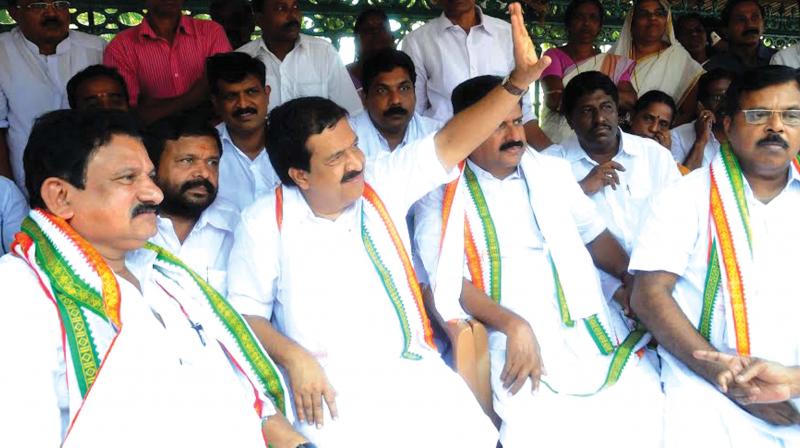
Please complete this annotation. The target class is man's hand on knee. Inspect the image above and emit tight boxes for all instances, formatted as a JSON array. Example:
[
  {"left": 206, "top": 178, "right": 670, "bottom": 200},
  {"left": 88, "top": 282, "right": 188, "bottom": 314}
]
[{"left": 501, "top": 317, "right": 545, "bottom": 395}]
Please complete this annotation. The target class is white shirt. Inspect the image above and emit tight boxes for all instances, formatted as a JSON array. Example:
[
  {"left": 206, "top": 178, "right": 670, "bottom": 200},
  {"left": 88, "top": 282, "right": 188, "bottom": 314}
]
[
  {"left": 771, "top": 43, "right": 800, "bottom": 68},
  {"left": 150, "top": 197, "right": 239, "bottom": 295},
  {"left": 0, "top": 249, "right": 271, "bottom": 448},
  {"left": 0, "top": 175, "right": 27, "bottom": 254},
  {"left": 0, "top": 28, "right": 105, "bottom": 192},
  {"left": 227, "top": 132, "right": 457, "bottom": 365},
  {"left": 237, "top": 35, "right": 362, "bottom": 115},
  {"left": 630, "top": 167, "right": 800, "bottom": 430},
  {"left": 216, "top": 122, "right": 280, "bottom": 211},
  {"left": 670, "top": 120, "right": 721, "bottom": 168},
  {"left": 544, "top": 130, "right": 681, "bottom": 297},
  {"left": 400, "top": 9, "right": 535, "bottom": 123},
  {"left": 349, "top": 110, "right": 442, "bottom": 158}
]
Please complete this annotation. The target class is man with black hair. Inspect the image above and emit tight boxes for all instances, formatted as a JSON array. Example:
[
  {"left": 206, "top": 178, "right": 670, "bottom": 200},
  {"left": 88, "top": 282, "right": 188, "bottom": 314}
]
[
  {"left": 414, "top": 74, "right": 664, "bottom": 448},
  {"left": 347, "top": 8, "right": 394, "bottom": 94},
  {"left": 671, "top": 68, "right": 735, "bottom": 170},
  {"left": 0, "top": 0, "right": 105, "bottom": 191},
  {"left": 67, "top": 64, "right": 129, "bottom": 111},
  {"left": 207, "top": 52, "right": 279, "bottom": 211},
  {"left": 210, "top": 0, "right": 256, "bottom": 50},
  {"left": 631, "top": 64, "right": 800, "bottom": 446},
  {"left": 544, "top": 71, "right": 680, "bottom": 316},
  {"left": 628, "top": 90, "right": 677, "bottom": 151},
  {"left": 238, "top": 0, "right": 362, "bottom": 114},
  {"left": 226, "top": 4, "right": 545, "bottom": 445},
  {"left": 675, "top": 13, "right": 713, "bottom": 66},
  {"left": 705, "top": 0, "right": 776, "bottom": 74},
  {"left": 0, "top": 108, "right": 306, "bottom": 447},
  {"left": 349, "top": 48, "right": 441, "bottom": 157},
  {"left": 145, "top": 112, "right": 239, "bottom": 295}
]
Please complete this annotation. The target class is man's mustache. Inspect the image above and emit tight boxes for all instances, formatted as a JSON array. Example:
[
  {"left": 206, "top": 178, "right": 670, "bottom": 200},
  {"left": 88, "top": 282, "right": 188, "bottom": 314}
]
[
  {"left": 341, "top": 169, "right": 363, "bottom": 183},
  {"left": 499, "top": 140, "right": 524, "bottom": 151},
  {"left": 131, "top": 203, "right": 159, "bottom": 218},
  {"left": 41, "top": 17, "right": 63, "bottom": 27},
  {"left": 756, "top": 133, "right": 789, "bottom": 149},
  {"left": 180, "top": 178, "right": 217, "bottom": 195},
  {"left": 233, "top": 107, "right": 258, "bottom": 118},
  {"left": 383, "top": 106, "right": 408, "bottom": 117},
  {"left": 283, "top": 20, "right": 300, "bottom": 30},
  {"left": 743, "top": 28, "right": 760, "bottom": 36}
]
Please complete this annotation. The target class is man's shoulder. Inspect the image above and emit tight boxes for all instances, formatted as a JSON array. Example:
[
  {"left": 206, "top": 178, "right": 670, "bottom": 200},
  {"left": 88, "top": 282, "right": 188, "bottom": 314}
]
[
  {"left": 0, "top": 28, "right": 19, "bottom": 45},
  {"left": 106, "top": 24, "right": 141, "bottom": 47},
  {"left": 480, "top": 13, "right": 512, "bottom": 35},
  {"left": 298, "top": 34, "right": 338, "bottom": 56},
  {"left": 0, "top": 253, "right": 46, "bottom": 297},
  {"left": 402, "top": 15, "right": 446, "bottom": 43},
  {"left": 204, "top": 197, "right": 241, "bottom": 232},
  {"left": 68, "top": 30, "right": 106, "bottom": 50},
  {"left": 236, "top": 38, "right": 262, "bottom": 55},
  {"left": 771, "top": 44, "right": 799, "bottom": 65},
  {"left": 240, "top": 188, "right": 281, "bottom": 230}
]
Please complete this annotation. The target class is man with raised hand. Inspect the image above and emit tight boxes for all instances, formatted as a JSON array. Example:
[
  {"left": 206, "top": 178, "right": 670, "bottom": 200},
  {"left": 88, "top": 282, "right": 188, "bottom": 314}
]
[
  {"left": 414, "top": 75, "right": 664, "bottom": 448},
  {"left": 0, "top": 109, "right": 305, "bottom": 448},
  {"left": 631, "top": 65, "right": 800, "bottom": 446},
  {"left": 226, "top": 4, "right": 547, "bottom": 445}
]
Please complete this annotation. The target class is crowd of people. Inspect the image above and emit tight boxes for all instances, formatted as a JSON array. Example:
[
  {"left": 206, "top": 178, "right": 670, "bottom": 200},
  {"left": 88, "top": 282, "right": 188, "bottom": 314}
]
[{"left": 1, "top": 0, "right": 799, "bottom": 446}]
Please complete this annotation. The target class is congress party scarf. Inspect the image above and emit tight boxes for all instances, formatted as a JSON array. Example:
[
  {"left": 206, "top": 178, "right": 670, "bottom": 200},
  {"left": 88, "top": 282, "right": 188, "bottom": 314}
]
[
  {"left": 699, "top": 144, "right": 800, "bottom": 355},
  {"left": 12, "top": 209, "right": 288, "bottom": 429},
  {"left": 275, "top": 184, "right": 436, "bottom": 361}
]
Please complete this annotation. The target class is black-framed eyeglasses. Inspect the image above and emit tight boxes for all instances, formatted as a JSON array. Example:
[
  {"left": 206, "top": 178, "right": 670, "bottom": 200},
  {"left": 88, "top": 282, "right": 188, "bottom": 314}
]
[
  {"left": 740, "top": 109, "right": 800, "bottom": 126},
  {"left": 16, "top": 1, "right": 71, "bottom": 10}
]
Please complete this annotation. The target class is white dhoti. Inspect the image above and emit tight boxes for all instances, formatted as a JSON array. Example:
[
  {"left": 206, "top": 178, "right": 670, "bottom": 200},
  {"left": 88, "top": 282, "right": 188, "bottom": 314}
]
[{"left": 298, "top": 357, "right": 498, "bottom": 447}]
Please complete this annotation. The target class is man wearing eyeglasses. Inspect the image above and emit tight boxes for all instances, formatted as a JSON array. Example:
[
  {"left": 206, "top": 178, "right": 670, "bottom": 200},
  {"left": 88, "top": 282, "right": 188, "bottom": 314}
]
[
  {"left": 631, "top": 65, "right": 800, "bottom": 447},
  {"left": 670, "top": 68, "right": 736, "bottom": 171},
  {"left": 0, "top": 0, "right": 105, "bottom": 194}
]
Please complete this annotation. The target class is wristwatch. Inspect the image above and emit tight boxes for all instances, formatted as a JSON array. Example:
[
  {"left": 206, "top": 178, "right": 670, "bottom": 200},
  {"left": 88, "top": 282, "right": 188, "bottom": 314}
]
[{"left": 502, "top": 76, "right": 528, "bottom": 96}]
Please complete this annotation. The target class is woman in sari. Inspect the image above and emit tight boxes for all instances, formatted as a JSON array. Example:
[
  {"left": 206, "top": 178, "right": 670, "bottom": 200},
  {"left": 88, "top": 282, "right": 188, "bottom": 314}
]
[
  {"left": 610, "top": 0, "right": 705, "bottom": 125},
  {"left": 540, "top": 0, "right": 637, "bottom": 144}
]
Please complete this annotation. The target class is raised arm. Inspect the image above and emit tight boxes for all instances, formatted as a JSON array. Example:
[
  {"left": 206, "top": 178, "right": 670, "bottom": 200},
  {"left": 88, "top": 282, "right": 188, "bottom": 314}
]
[{"left": 434, "top": 3, "right": 551, "bottom": 169}]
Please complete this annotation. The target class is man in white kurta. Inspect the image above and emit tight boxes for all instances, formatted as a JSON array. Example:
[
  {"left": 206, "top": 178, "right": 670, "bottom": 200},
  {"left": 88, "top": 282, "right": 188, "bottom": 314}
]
[
  {"left": 630, "top": 66, "right": 800, "bottom": 447},
  {"left": 414, "top": 75, "right": 663, "bottom": 448},
  {"left": 543, "top": 71, "right": 680, "bottom": 307},
  {"left": 771, "top": 44, "right": 800, "bottom": 68},
  {"left": 0, "top": 108, "right": 303, "bottom": 448}
]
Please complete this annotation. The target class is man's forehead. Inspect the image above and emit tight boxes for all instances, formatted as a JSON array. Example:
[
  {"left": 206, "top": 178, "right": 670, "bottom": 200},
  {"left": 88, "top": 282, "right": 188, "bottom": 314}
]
[
  {"left": 166, "top": 135, "right": 221, "bottom": 154},
  {"left": 218, "top": 75, "right": 264, "bottom": 92},
  {"left": 578, "top": 89, "right": 614, "bottom": 104},
  {"left": 373, "top": 68, "right": 412, "bottom": 86},
  {"left": 738, "top": 81, "right": 800, "bottom": 106},
  {"left": 307, "top": 119, "right": 355, "bottom": 156},
  {"left": 88, "top": 134, "right": 150, "bottom": 172},
  {"left": 81, "top": 76, "right": 124, "bottom": 92}
]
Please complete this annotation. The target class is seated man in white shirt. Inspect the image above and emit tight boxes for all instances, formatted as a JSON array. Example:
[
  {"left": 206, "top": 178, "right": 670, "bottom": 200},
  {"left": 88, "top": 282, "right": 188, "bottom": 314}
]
[
  {"left": 670, "top": 68, "right": 735, "bottom": 171},
  {"left": 400, "top": 0, "right": 551, "bottom": 149},
  {"left": 414, "top": 75, "right": 664, "bottom": 448},
  {"left": 0, "top": 174, "right": 26, "bottom": 255},
  {"left": 349, "top": 48, "right": 441, "bottom": 158},
  {"left": 544, "top": 71, "right": 681, "bottom": 312},
  {"left": 226, "top": 4, "right": 547, "bottom": 445},
  {"left": 0, "top": 108, "right": 305, "bottom": 448},
  {"left": 0, "top": 0, "right": 105, "bottom": 190},
  {"left": 145, "top": 112, "right": 240, "bottom": 296},
  {"left": 238, "top": 0, "right": 362, "bottom": 114},
  {"left": 207, "top": 52, "right": 279, "bottom": 210},
  {"left": 630, "top": 65, "right": 800, "bottom": 447}
]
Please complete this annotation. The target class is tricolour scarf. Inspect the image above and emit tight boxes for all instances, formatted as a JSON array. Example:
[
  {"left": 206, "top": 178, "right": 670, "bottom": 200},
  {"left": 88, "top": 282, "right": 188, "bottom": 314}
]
[
  {"left": 699, "top": 144, "right": 800, "bottom": 355},
  {"left": 12, "top": 209, "right": 288, "bottom": 433},
  {"left": 275, "top": 183, "right": 436, "bottom": 360},
  {"left": 434, "top": 152, "right": 645, "bottom": 395}
]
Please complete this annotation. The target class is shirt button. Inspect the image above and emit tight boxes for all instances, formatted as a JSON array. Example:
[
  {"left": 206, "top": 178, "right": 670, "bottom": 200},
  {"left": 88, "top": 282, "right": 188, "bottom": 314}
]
[{"left": 174, "top": 73, "right": 179, "bottom": 78}]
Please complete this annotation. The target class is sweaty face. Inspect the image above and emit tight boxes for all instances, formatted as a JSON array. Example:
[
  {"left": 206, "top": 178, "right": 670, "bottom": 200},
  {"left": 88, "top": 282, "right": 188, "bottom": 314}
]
[
  {"left": 725, "top": 81, "right": 800, "bottom": 178},
  {"left": 213, "top": 74, "right": 270, "bottom": 135},
  {"left": 629, "top": 101, "right": 673, "bottom": 144},
  {"left": 74, "top": 76, "right": 129, "bottom": 111},
  {"left": 10, "top": 0, "right": 70, "bottom": 49},
  {"left": 256, "top": 0, "right": 301, "bottom": 43},
  {"left": 567, "top": 2, "right": 602, "bottom": 45},
  {"left": 631, "top": 0, "right": 668, "bottom": 46},
  {"left": 294, "top": 118, "right": 366, "bottom": 215},
  {"left": 64, "top": 135, "right": 163, "bottom": 254},
  {"left": 144, "top": 0, "right": 185, "bottom": 18},
  {"left": 676, "top": 17, "right": 707, "bottom": 53},
  {"left": 567, "top": 89, "right": 620, "bottom": 153},
  {"left": 727, "top": 1, "right": 763, "bottom": 47},
  {"left": 356, "top": 15, "right": 394, "bottom": 58},
  {"left": 468, "top": 104, "right": 526, "bottom": 179},
  {"left": 365, "top": 67, "right": 415, "bottom": 138},
  {"left": 156, "top": 136, "right": 220, "bottom": 220}
]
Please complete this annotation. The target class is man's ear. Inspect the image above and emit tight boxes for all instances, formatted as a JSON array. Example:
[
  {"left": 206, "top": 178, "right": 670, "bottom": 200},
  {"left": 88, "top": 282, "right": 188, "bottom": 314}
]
[
  {"left": 288, "top": 167, "right": 310, "bottom": 190},
  {"left": 723, "top": 115, "right": 732, "bottom": 136},
  {"left": 40, "top": 178, "right": 76, "bottom": 220}
]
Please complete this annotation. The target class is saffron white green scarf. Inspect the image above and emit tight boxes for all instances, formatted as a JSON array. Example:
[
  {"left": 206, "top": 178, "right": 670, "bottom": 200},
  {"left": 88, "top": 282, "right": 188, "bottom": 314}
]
[{"left": 12, "top": 209, "right": 288, "bottom": 431}]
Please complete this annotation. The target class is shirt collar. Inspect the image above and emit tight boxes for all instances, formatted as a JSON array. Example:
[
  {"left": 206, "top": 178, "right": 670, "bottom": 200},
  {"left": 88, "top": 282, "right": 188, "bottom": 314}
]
[
  {"left": 466, "top": 158, "right": 522, "bottom": 181},
  {"left": 561, "top": 128, "right": 639, "bottom": 163},
  {"left": 258, "top": 34, "right": 304, "bottom": 58},
  {"left": 217, "top": 122, "right": 267, "bottom": 162},
  {"left": 17, "top": 27, "right": 72, "bottom": 55},
  {"left": 437, "top": 7, "right": 493, "bottom": 35},
  {"left": 139, "top": 15, "right": 193, "bottom": 41},
  {"left": 156, "top": 197, "right": 238, "bottom": 238}
]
